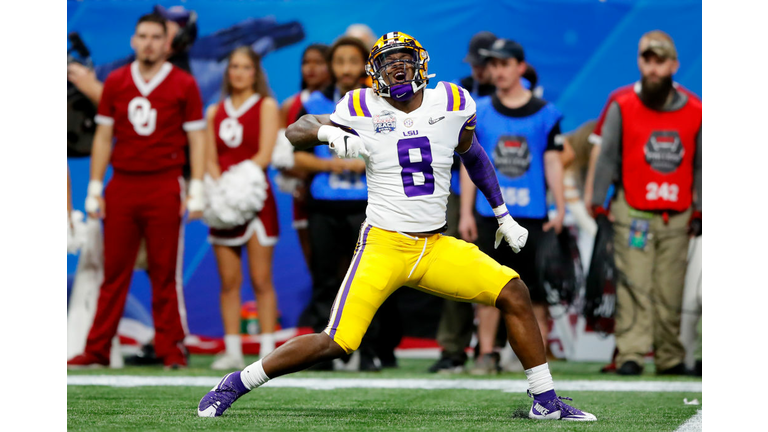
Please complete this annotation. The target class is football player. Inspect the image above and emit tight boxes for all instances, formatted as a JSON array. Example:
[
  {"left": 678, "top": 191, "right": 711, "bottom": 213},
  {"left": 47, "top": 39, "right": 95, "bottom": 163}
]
[{"left": 198, "top": 32, "right": 596, "bottom": 422}]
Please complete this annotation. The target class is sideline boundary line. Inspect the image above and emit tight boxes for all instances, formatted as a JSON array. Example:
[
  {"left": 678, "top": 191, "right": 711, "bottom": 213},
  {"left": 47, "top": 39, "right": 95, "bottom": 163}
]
[{"left": 674, "top": 409, "right": 702, "bottom": 432}]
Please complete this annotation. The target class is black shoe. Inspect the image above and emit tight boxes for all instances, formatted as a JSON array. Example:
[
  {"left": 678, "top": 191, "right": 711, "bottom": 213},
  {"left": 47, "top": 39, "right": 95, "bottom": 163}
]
[
  {"left": 657, "top": 363, "right": 688, "bottom": 376},
  {"left": 378, "top": 351, "right": 398, "bottom": 369},
  {"left": 616, "top": 360, "right": 643, "bottom": 376},
  {"left": 124, "top": 343, "right": 163, "bottom": 366}
]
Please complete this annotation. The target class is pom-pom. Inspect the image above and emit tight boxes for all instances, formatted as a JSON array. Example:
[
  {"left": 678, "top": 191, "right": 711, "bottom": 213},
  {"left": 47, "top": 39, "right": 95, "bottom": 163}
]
[{"left": 203, "top": 160, "right": 268, "bottom": 229}]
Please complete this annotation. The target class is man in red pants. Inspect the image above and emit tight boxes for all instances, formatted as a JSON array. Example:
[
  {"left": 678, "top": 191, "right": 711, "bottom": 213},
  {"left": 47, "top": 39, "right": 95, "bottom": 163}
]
[{"left": 67, "top": 13, "right": 205, "bottom": 369}]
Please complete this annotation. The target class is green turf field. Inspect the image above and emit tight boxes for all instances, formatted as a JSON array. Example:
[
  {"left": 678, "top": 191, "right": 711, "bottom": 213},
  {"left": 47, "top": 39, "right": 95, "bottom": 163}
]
[{"left": 67, "top": 356, "right": 702, "bottom": 431}]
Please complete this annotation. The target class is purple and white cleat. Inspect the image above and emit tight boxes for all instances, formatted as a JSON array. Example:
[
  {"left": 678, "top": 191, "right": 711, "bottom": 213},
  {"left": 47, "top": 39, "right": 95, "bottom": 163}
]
[
  {"left": 197, "top": 371, "right": 250, "bottom": 417},
  {"left": 528, "top": 391, "right": 597, "bottom": 421}
]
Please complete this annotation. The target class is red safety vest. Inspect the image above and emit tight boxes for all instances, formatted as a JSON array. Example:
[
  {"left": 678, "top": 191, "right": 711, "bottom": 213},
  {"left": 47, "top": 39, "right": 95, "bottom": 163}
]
[{"left": 618, "top": 91, "right": 702, "bottom": 212}]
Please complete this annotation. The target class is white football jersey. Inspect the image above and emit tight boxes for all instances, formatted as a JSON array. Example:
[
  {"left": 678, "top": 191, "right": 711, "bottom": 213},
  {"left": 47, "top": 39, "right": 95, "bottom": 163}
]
[{"left": 329, "top": 82, "right": 476, "bottom": 232}]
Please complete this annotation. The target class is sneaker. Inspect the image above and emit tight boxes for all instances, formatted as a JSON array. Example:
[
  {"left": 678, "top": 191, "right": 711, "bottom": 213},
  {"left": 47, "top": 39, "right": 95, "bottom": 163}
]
[
  {"left": 67, "top": 353, "right": 109, "bottom": 369},
  {"left": 197, "top": 371, "right": 250, "bottom": 417},
  {"left": 427, "top": 356, "right": 465, "bottom": 374},
  {"left": 528, "top": 392, "right": 597, "bottom": 421},
  {"left": 616, "top": 360, "right": 643, "bottom": 376},
  {"left": 211, "top": 353, "right": 246, "bottom": 371},
  {"left": 470, "top": 353, "right": 500, "bottom": 375}
]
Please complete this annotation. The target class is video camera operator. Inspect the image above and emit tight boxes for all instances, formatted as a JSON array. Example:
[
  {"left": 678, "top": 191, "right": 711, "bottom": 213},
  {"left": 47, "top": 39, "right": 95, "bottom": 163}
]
[
  {"left": 67, "top": 33, "right": 98, "bottom": 158},
  {"left": 67, "top": 4, "right": 197, "bottom": 106}
]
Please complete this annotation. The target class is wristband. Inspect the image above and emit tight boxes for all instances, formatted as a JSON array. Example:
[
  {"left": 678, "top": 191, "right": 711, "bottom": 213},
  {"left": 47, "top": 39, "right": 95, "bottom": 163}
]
[
  {"left": 188, "top": 179, "right": 203, "bottom": 198},
  {"left": 492, "top": 205, "right": 510, "bottom": 220},
  {"left": 87, "top": 180, "right": 103, "bottom": 197},
  {"left": 187, "top": 179, "right": 204, "bottom": 212}
]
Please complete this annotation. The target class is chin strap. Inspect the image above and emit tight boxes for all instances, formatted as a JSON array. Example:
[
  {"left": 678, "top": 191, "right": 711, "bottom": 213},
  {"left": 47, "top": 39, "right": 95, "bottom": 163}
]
[{"left": 381, "top": 74, "right": 435, "bottom": 99}]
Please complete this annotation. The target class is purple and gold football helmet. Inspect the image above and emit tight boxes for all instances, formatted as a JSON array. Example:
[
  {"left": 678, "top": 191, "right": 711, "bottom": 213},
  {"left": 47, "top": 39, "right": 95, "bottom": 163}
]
[{"left": 366, "top": 32, "right": 434, "bottom": 100}]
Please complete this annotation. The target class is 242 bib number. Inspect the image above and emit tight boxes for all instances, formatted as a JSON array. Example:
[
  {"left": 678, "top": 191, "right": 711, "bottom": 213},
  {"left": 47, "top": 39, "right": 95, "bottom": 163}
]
[{"left": 645, "top": 182, "right": 679, "bottom": 202}]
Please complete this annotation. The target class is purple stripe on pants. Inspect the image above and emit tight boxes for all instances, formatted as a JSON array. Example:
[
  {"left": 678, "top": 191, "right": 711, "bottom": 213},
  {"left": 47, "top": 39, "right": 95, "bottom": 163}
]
[
  {"left": 443, "top": 82, "right": 454, "bottom": 111},
  {"left": 329, "top": 225, "right": 372, "bottom": 339}
]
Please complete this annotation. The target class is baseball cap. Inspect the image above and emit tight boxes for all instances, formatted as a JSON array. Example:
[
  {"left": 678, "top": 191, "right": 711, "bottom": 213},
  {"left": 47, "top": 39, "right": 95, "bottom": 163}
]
[
  {"left": 153, "top": 4, "right": 192, "bottom": 25},
  {"left": 639, "top": 30, "right": 677, "bottom": 60},
  {"left": 479, "top": 38, "right": 525, "bottom": 62},
  {"left": 463, "top": 31, "right": 497, "bottom": 65}
]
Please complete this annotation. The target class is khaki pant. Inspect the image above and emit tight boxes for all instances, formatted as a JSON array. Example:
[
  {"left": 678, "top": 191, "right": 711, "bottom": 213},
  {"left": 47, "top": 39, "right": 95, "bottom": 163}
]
[{"left": 612, "top": 189, "right": 691, "bottom": 371}]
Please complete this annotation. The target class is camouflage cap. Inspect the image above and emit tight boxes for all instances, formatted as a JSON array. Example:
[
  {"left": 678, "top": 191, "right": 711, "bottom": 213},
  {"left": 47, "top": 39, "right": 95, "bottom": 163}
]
[{"left": 639, "top": 30, "right": 677, "bottom": 60}]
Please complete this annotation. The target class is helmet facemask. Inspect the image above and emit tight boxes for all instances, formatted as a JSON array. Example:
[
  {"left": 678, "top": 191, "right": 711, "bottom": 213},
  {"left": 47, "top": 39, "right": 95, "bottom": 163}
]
[{"left": 367, "top": 42, "right": 433, "bottom": 100}]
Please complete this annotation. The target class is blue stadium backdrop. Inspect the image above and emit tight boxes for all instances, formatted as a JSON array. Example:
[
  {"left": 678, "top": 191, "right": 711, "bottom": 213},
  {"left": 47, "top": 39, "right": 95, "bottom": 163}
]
[{"left": 66, "top": 0, "right": 702, "bottom": 340}]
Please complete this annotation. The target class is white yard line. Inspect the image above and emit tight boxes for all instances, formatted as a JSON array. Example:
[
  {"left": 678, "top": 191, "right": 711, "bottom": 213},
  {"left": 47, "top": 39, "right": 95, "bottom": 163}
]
[
  {"left": 67, "top": 375, "right": 702, "bottom": 392},
  {"left": 675, "top": 410, "right": 702, "bottom": 432}
]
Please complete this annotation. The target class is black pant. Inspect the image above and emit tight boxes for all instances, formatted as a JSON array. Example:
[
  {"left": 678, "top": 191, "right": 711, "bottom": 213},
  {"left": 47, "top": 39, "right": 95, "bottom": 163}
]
[
  {"left": 476, "top": 215, "right": 548, "bottom": 304},
  {"left": 299, "top": 208, "right": 366, "bottom": 331}
]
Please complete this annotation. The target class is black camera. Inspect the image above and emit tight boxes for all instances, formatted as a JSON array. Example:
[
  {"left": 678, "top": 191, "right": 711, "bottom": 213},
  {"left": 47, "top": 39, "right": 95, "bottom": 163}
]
[{"left": 67, "top": 32, "right": 97, "bottom": 158}]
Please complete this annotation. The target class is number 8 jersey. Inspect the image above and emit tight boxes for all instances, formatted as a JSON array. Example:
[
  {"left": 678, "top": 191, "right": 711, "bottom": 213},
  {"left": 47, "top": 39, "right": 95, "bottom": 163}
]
[{"left": 329, "top": 82, "right": 476, "bottom": 233}]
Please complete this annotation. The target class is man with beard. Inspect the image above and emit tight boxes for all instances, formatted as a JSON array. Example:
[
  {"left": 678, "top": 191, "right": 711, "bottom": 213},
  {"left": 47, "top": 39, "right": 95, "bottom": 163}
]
[
  {"left": 591, "top": 30, "right": 702, "bottom": 376},
  {"left": 67, "top": 13, "right": 206, "bottom": 369}
]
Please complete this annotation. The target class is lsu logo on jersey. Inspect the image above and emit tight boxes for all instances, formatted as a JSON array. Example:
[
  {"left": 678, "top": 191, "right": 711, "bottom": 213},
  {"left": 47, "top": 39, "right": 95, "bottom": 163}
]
[
  {"left": 219, "top": 117, "right": 243, "bottom": 148},
  {"left": 128, "top": 96, "right": 157, "bottom": 136}
]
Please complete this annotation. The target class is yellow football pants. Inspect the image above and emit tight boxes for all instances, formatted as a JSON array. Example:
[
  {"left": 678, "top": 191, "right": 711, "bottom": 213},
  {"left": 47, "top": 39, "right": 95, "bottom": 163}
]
[{"left": 324, "top": 222, "right": 519, "bottom": 353}]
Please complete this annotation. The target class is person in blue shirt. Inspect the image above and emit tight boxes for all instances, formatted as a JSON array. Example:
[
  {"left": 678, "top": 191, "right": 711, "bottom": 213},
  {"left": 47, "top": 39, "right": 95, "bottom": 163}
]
[
  {"left": 426, "top": 31, "right": 498, "bottom": 374},
  {"left": 460, "top": 39, "right": 565, "bottom": 374}
]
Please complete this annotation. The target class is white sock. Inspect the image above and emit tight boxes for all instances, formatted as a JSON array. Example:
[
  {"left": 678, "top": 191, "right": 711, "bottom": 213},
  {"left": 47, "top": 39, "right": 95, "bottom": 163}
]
[
  {"left": 260, "top": 333, "right": 275, "bottom": 357},
  {"left": 241, "top": 359, "right": 270, "bottom": 390},
  {"left": 525, "top": 363, "right": 555, "bottom": 395},
  {"left": 224, "top": 334, "right": 242, "bottom": 358}
]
